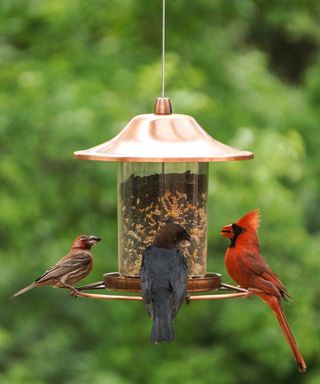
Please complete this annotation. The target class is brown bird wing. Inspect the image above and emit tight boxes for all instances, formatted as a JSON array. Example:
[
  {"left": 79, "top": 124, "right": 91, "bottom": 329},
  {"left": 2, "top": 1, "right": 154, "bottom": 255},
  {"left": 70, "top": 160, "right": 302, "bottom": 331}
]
[
  {"left": 240, "top": 251, "right": 289, "bottom": 299},
  {"left": 34, "top": 251, "right": 92, "bottom": 284}
]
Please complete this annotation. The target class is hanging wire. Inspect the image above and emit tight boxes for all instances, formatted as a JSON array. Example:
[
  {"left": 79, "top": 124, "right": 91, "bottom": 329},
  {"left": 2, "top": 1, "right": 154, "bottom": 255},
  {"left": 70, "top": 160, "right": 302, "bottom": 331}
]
[{"left": 161, "top": 0, "right": 166, "bottom": 98}]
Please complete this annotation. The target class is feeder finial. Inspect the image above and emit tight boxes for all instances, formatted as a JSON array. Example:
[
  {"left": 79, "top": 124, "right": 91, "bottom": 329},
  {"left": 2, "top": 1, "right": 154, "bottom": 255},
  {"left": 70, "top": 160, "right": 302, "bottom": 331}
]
[{"left": 154, "top": 97, "right": 172, "bottom": 115}]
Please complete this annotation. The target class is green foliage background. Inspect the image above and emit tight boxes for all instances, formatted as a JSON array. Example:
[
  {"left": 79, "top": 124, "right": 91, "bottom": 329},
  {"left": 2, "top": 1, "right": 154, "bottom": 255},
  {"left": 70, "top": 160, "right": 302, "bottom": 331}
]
[{"left": 1, "top": 0, "right": 320, "bottom": 383}]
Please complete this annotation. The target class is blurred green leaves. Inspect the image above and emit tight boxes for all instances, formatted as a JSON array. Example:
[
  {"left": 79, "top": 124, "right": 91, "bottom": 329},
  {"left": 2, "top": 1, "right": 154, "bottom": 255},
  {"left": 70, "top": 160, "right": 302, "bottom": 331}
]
[{"left": 1, "top": 0, "right": 320, "bottom": 383}]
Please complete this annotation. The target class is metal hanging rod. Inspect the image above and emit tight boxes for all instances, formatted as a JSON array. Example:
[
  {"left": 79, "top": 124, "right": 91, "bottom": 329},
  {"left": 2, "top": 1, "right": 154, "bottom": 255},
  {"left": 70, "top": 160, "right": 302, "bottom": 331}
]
[{"left": 161, "top": 0, "right": 166, "bottom": 98}]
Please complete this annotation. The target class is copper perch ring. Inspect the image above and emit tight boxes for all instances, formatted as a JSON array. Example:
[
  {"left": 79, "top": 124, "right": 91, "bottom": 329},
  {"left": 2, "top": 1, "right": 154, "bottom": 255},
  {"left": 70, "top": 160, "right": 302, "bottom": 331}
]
[
  {"left": 74, "top": 277, "right": 251, "bottom": 301},
  {"left": 73, "top": 290, "right": 250, "bottom": 301}
]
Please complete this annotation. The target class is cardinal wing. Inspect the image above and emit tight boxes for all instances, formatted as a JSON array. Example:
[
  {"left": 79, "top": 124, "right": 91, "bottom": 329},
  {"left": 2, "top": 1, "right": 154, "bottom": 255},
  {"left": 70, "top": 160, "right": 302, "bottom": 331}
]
[{"left": 240, "top": 251, "right": 289, "bottom": 298}]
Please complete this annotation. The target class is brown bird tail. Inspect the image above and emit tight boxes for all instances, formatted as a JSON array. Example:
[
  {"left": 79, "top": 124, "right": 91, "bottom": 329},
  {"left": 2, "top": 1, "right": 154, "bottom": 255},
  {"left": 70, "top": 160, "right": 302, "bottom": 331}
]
[
  {"left": 12, "top": 283, "right": 36, "bottom": 298},
  {"left": 267, "top": 296, "right": 307, "bottom": 373}
]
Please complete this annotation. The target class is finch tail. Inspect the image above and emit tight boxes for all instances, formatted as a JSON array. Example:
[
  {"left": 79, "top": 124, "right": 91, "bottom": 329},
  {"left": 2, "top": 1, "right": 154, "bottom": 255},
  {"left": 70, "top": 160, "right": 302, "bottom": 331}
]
[
  {"left": 12, "top": 283, "right": 36, "bottom": 298},
  {"left": 261, "top": 294, "right": 306, "bottom": 373},
  {"left": 151, "top": 314, "right": 175, "bottom": 343}
]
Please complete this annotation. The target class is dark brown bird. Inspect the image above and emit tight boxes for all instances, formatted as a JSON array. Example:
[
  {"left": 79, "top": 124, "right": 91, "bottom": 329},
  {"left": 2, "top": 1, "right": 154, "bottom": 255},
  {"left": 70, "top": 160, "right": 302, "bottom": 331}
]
[
  {"left": 140, "top": 221, "right": 190, "bottom": 343},
  {"left": 13, "top": 235, "right": 101, "bottom": 297}
]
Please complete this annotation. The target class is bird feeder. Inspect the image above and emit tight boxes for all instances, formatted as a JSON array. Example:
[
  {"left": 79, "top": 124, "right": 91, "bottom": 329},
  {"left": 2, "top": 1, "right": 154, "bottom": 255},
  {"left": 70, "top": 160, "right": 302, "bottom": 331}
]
[
  {"left": 73, "top": 97, "right": 254, "bottom": 299},
  {"left": 72, "top": 0, "right": 254, "bottom": 302}
]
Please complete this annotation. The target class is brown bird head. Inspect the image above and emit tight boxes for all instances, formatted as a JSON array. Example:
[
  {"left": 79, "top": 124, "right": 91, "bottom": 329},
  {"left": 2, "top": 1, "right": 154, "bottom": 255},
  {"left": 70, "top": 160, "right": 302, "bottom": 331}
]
[
  {"left": 72, "top": 235, "right": 101, "bottom": 250},
  {"left": 220, "top": 209, "right": 260, "bottom": 246},
  {"left": 153, "top": 221, "right": 191, "bottom": 250}
]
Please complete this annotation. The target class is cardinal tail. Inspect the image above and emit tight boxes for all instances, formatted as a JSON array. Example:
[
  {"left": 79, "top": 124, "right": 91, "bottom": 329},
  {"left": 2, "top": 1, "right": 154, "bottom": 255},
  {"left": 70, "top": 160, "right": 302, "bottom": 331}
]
[
  {"left": 12, "top": 283, "right": 36, "bottom": 298},
  {"left": 271, "top": 298, "right": 307, "bottom": 373}
]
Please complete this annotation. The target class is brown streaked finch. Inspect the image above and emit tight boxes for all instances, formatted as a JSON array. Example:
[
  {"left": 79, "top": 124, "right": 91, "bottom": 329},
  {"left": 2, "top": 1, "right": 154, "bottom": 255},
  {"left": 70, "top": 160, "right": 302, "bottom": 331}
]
[{"left": 12, "top": 235, "right": 101, "bottom": 297}]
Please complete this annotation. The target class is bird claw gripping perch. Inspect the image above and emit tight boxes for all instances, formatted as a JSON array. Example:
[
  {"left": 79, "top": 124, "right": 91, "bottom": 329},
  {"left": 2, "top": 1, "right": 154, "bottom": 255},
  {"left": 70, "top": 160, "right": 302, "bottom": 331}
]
[
  {"left": 69, "top": 287, "right": 80, "bottom": 298},
  {"left": 246, "top": 288, "right": 256, "bottom": 300}
]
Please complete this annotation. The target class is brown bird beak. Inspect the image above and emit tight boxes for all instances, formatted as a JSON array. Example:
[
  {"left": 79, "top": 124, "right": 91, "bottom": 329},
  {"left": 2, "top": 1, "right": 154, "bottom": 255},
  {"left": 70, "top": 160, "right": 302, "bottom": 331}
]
[
  {"left": 87, "top": 236, "right": 101, "bottom": 245},
  {"left": 220, "top": 224, "right": 234, "bottom": 239},
  {"left": 181, "top": 228, "right": 191, "bottom": 242}
]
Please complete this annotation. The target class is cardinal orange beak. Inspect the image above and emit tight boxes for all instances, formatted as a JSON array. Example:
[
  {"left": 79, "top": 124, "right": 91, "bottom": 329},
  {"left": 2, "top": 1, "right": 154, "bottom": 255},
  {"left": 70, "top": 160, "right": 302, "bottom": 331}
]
[{"left": 220, "top": 224, "right": 234, "bottom": 239}]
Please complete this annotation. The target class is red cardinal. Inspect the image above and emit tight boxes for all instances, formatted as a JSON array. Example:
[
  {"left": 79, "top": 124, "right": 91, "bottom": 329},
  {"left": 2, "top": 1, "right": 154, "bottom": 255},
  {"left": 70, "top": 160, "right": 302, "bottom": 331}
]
[
  {"left": 13, "top": 235, "right": 101, "bottom": 297},
  {"left": 220, "top": 209, "right": 306, "bottom": 373}
]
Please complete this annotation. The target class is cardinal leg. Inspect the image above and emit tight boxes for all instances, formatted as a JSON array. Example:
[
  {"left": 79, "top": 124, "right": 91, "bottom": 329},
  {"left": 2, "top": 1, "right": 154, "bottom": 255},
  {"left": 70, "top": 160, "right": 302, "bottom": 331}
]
[{"left": 246, "top": 287, "right": 265, "bottom": 299}]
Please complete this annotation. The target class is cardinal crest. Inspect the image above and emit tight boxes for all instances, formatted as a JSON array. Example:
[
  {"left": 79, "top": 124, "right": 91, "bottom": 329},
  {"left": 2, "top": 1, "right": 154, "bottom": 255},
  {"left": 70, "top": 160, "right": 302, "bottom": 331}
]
[{"left": 236, "top": 209, "right": 260, "bottom": 232}]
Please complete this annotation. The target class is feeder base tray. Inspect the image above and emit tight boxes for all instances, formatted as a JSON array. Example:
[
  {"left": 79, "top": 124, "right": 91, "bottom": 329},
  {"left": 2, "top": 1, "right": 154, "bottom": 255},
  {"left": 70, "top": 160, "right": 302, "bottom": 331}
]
[{"left": 103, "top": 272, "right": 221, "bottom": 293}]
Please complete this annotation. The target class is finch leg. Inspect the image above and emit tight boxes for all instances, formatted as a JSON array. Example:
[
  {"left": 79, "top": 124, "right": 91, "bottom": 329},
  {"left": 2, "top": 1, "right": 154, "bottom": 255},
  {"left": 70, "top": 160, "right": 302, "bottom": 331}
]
[
  {"left": 60, "top": 281, "right": 80, "bottom": 298},
  {"left": 69, "top": 289, "right": 80, "bottom": 298},
  {"left": 185, "top": 294, "right": 191, "bottom": 305}
]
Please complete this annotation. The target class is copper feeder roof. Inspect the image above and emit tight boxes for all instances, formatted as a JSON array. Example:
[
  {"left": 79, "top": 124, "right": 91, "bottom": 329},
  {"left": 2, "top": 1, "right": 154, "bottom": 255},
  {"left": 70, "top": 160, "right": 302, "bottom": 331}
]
[{"left": 74, "top": 98, "right": 254, "bottom": 162}]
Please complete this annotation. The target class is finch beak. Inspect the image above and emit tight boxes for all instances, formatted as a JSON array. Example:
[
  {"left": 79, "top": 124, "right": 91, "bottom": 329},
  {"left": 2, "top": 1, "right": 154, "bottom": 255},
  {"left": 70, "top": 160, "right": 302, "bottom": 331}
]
[
  {"left": 87, "top": 236, "right": 101, "bottom": 245},
  {"left": 220, "top": 224, "right": 234, "bottom": 239}
]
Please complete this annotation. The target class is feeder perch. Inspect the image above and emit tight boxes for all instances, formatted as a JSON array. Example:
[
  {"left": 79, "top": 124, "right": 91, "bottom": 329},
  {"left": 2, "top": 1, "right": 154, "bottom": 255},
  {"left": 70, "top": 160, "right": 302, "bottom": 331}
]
[{"left": 74, "top": 97, "right": 253, "bottom": 300}]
